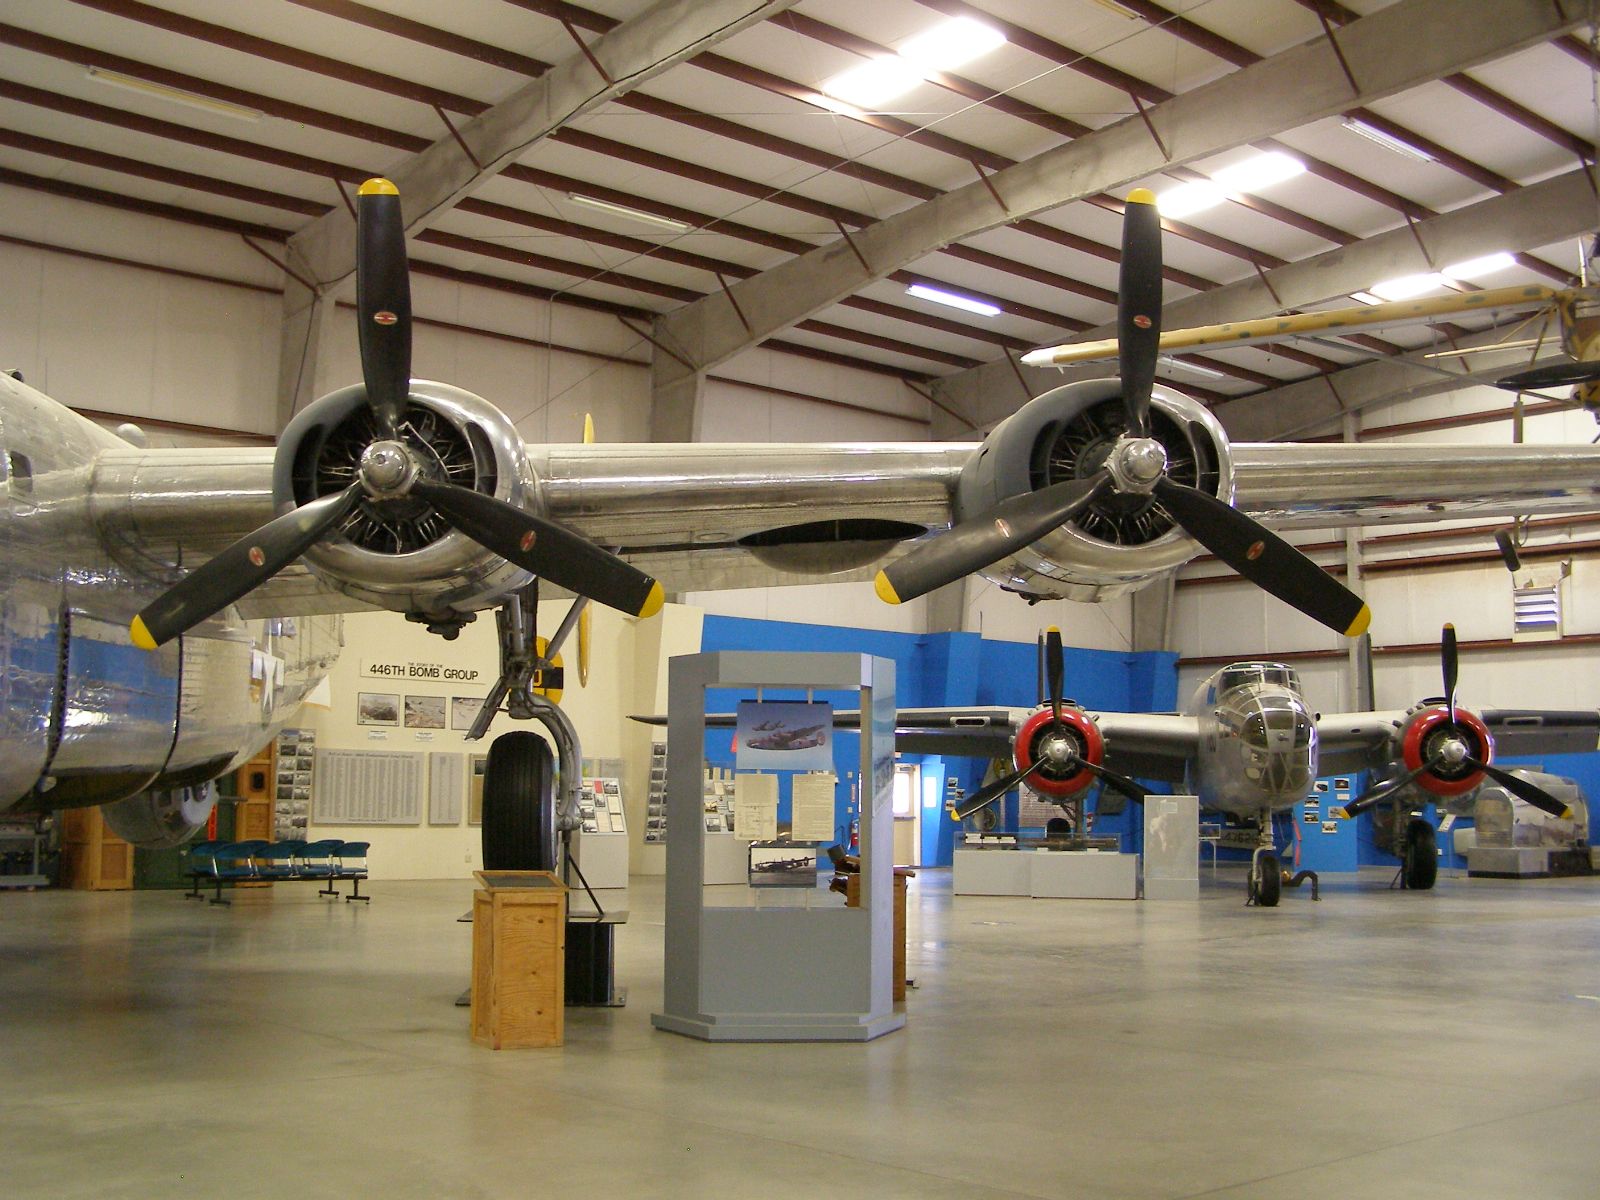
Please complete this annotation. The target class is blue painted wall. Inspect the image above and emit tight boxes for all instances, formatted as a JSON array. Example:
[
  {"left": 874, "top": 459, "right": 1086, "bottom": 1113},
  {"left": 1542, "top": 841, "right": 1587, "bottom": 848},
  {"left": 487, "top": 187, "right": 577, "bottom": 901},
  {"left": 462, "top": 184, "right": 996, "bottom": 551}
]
[{"left": 696, "top": 614, "right": 1179, "bottom": 865}]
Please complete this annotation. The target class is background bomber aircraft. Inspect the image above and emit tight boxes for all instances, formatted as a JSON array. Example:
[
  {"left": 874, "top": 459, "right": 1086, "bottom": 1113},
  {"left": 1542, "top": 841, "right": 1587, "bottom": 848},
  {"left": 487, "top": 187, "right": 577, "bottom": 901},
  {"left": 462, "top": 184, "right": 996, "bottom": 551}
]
[{"left": 4, "top": 181, "right": 1600, "bottom": 864}]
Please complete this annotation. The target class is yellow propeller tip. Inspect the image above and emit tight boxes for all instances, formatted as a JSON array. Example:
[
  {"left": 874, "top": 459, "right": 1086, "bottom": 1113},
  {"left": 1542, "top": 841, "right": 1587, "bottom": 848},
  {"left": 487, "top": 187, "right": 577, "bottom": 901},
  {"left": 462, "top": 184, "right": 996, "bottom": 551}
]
[
  {"left": 1126, "top": 188, "right": 1157, "bottom": 206},
  {"left": 637, "top": 580, "right": 665, "bottom": 619},
  {"left": 874, "top": 571, "right": 902, "bottom": 605},
  {"left": 1344, "top": 604, "right": 1372, "bottom": 638},
  {"left": 1443, "top": 622, "right": 1455, "bottom": 632},
  {"left": 1561, "top": 806, "right": 1574, "bottom": 820},
  {"left": 130, "top": 615, "right": 158, "bottom": 651},
  {"left": 583, "top": 413, "right": 595, "bottom": 444},
  {"left": 1046, "top": 625, "right": 1061, "bottom": 635},
  {"left": 358, "top": 177, "right": 398, "bottom": 196},
  {"left": 1330, "top": 807, "right": 1350, "bottom": 820}
]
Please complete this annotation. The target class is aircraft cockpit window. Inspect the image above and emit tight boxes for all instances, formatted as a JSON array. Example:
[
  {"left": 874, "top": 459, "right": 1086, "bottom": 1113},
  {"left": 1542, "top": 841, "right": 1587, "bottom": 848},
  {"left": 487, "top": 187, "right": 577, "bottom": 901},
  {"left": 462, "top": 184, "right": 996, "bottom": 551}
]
[
  {"left": 1218, "top": 663, "right": 1299, "bottom": 693},
  {"left": 1241, "top": 708, "right": 1311, "bottom": 748}
]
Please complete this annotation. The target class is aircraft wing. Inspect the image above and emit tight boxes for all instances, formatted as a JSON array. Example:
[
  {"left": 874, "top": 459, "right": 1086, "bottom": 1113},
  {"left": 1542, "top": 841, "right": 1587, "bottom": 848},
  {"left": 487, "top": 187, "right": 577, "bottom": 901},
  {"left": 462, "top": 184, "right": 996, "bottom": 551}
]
[
  {"left": 1315, "top": 707, "right": 1600, "bottom": 778},
  {"left": 1092, "top": 712, "right": 1198, "bottom": 784}
]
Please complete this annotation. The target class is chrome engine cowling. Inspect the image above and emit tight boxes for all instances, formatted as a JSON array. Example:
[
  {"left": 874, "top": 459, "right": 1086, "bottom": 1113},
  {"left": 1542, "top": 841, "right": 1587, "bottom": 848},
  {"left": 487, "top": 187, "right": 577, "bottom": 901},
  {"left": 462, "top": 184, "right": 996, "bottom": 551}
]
[
  {"left": 101, "top": 782, "right": 216, "bottom": 849},
  {"left": 957, "top": 379, "right": 1232, "bottom": 602},
  {"left": 273, "top": 381, "right": 538, "bottom": 620}
]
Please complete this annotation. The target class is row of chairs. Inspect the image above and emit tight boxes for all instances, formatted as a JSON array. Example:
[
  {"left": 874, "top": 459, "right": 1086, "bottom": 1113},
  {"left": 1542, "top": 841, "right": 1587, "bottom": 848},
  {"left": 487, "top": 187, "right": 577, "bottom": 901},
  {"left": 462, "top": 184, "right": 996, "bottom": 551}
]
[{"left": 185, "top": 839, "right": 370, "bottom": 906}]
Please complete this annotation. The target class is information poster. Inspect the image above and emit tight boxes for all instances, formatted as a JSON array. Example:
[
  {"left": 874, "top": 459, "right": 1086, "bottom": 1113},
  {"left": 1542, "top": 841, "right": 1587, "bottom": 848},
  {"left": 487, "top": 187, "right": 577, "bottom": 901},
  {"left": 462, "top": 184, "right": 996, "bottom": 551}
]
[
  {"left": 733, "top": 773, "right": 779, "bottom": 842},
  {"left": 790, "top": 773, "right": 837, "bottom": 843},
  {"left": 314, "top": 750, "right": 424, "bottom": 824},
  {"left": 429, "top": 752, "right": 465, "bottom": 826}
]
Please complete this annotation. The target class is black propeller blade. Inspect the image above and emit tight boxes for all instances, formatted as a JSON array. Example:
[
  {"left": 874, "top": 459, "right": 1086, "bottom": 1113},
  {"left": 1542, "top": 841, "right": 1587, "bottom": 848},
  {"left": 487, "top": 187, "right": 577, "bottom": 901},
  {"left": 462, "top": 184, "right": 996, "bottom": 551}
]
[
  {"left": 875, "top": 473, "right": 1107, "bottom": 605},
  {"left": 1045, "top": 626, "right": 1065, "bottom": 728},
  {"left": 1118, "top": 189, "right": 1162, "bottom": 439},
  {"left": 952, "top": 758, "right": 1046, "bottom": 821},
  {"left": 1334, "top": 756, "right": 1440, "bottom": 819},
  {"left": 1151, "top": 477, "right": 1372, "bottom": 637},
  {"left": 1463, "top": 757, "right": 1572, "bottom": 819},
  {"left": 355, "top": 178, "right": 412, "bottom": 439},
  {"left": 408, "top": 479, "right": 662, "bottom": 619},
  {"left": 1441, "top": 622, "right": 1458, "bottom": 725},
  {"left": 132, "top": 178, "right": 664, "bottom": 651},
  {"left": 131, "top": 484, "right": 362, "bottom": 650}
]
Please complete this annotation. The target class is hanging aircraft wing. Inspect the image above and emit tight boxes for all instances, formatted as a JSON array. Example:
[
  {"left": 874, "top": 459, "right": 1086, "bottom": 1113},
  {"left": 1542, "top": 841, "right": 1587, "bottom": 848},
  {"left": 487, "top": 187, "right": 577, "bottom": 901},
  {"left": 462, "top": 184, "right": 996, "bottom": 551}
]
[{"left": 1020, "top": 285, "right": 1566, "bottom": 368}]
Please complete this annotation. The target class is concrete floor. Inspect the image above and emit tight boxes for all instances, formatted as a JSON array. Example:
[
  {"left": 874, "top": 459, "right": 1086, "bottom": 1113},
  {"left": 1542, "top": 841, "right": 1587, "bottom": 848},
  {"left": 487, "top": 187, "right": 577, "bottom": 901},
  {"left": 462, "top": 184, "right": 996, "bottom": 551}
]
[{"left": 3, "top": 867, "right": 1598, "bottom": 1199}]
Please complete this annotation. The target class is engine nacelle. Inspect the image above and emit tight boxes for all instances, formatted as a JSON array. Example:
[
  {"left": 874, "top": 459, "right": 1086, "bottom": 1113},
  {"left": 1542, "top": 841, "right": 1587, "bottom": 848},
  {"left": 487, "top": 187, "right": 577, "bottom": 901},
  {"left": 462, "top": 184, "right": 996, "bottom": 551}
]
[
  {"left": 958, "top": 379, "right": 1232, "bottom": 602},
  {"left": 1397, "top": 703, "right": 1494, "bottom": 799},
  {"left": 274, "top": 380, "right": 538, "bottom": 622},
  {"left": 1013, "top": 705, "right": 1104, "bottom": 800},
  {"left": 101, "top": 783, "right": 216, "bottom": 849}
]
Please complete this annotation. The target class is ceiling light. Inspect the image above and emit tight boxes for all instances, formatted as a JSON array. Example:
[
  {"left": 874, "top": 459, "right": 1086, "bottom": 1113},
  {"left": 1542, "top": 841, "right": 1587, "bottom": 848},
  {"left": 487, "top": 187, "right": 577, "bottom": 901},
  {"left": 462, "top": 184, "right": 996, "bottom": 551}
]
[
  {"left": 87, "top": 66, "right": 262, "bottom": 121},
  {"left": 1211, "top": 151, "right": 1305, "bottom": 192},
  {"left": 1350, "top": 291, "right": 1384, "bottom": 306},
  {"left": 906, "top": 283, "right": 1001, "bottom": 317},
  {"left": 898, "top": 18, "right": 1006, "bottom": 71},
  {"left": 1441, "top": 251, "right": 1516, "bottom": 280},
  {"left": 1156, "top": 180, "right": 1225, "bottom": 219},
  {"left": 1341, "top": 117, "right": 1435, "bottom": 163},
  {"left": 1159, "top": 355, "right": 1225, "bottom": 379},
  {"left": 1368, "top": 272, "right": 1448, "bottom": 302},
  {"left": 567, "top": 194, "right": 689, "bottom": 232},
  {"left": 821, "top": 57, "right": 923, "bottom": 108}
]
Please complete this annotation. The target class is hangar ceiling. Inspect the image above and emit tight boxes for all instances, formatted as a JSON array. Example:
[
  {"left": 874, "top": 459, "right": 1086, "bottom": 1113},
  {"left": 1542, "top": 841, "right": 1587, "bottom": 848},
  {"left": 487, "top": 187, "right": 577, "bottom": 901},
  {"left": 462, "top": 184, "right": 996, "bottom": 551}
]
[{"left": 1, "top": 0, "right": 1596, "bottom": 441}]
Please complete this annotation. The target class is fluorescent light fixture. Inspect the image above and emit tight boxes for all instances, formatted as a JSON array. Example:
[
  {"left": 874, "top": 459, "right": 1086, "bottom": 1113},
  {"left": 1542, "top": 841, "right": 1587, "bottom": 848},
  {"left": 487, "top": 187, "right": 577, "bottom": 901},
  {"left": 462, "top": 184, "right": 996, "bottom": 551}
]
[
  {"left": 1156, "top": 179, "right": 1225, "bottom": 219},
  {"left": 1341, "top": 117, "right": 1435, "bottom": 163},
  {"left": 567, "top": 193, "right": 688, "bottom": 232},
  {"left": 821, "top": 57, "right": 923, "bottom": 108},
  {"left": 1211, "top": 151, "right": 1305, "bottom": 192},
  {"left": 898, "top": 18, "right": 1006, "bottom": 71},
  {"left": 1158, "top": 355, "right": 1225, "bottom": 379},
  {"left": 1350, "top": 291, "right": 1384, "bottom": 306},
  {"left": 87, "top": 66, "right": 262, "bottom": 121},
  {"left": 906, "top": 283, "right": 1002, "bottom": 317},
  {"left": 1441, "top": 251, "right": 1516, "bottom": 280},
  {"left": 1368, "top": 272, "right": 1447, "bottom": 302}
]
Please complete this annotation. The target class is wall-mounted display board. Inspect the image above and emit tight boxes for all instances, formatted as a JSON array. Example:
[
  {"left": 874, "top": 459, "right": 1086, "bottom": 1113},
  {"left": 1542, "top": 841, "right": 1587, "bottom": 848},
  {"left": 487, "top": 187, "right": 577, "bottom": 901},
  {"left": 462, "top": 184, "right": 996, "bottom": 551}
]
[
  {"left": 468, "top": 754, "right": 488, "bottom": 825},
  {"left": 314, "top": 749, "right": 424, "bottom": 824},
  {"left": 429, "top": 752, "right": 466, "bottom": 826},
  {"left": 273, "top": 727, "right": 314, "bottom": 841}
]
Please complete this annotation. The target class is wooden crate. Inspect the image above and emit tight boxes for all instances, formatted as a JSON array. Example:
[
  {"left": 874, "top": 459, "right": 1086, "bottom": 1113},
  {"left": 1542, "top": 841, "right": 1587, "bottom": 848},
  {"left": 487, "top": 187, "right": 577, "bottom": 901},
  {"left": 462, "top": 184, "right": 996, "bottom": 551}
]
[
  {"left": 59, "top": 806, "right": 133, "bottom": 891},
  {"left": 470, "top": 871, "right": 568, "bottom": 1049},
  {"left": 844, "top": 867, "right": 914, "bottom": 1001}
]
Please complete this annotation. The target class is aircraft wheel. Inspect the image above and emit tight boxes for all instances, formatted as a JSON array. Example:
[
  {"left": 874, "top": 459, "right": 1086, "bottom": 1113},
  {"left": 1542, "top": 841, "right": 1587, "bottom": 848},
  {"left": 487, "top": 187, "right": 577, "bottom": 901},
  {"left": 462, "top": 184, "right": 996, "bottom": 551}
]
[
  {"left": 481, "top": 731, "right": 556, "bottom": 872},
  {"left": 1253, "top": 852, "right": 1281, "bottom": 908},
  {"left": 1403, "top": 818, "right": 1438, "bottom": 891}
]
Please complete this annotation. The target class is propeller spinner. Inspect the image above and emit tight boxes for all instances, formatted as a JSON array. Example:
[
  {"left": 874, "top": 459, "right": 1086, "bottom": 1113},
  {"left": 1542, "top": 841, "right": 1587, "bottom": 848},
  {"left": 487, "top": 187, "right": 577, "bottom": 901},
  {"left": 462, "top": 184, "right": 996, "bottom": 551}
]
[
  {"left": 131, "top": 179, "right": 662, "bottom": 651},
  {"left": 877, "top": 190, "right": 1371, "bottom": 640}
]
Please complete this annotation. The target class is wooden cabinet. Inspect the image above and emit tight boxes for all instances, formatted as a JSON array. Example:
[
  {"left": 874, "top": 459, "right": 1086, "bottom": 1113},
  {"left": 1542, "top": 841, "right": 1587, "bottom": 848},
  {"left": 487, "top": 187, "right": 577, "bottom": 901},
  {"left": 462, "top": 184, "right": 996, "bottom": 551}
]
[
  {"left": 471, "top": 871, "right": 567, "bottom": 1049},
  {"left": 59, "top": 806, "right": 133, "bottom": 890}
]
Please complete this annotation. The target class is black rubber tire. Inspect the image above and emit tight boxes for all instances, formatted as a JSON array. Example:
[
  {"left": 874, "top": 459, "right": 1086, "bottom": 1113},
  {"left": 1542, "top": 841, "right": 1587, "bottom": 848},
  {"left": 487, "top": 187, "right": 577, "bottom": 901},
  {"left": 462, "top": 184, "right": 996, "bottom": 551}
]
[
  {"left": 1403, "top": 817, "right": 1438, "bottom": 891},
  {"left": 481, "top": 731, "right": 556, "bottom": 872},
  {"left": 1254, "top": 852, "right": 1282, "bottom": 907}
]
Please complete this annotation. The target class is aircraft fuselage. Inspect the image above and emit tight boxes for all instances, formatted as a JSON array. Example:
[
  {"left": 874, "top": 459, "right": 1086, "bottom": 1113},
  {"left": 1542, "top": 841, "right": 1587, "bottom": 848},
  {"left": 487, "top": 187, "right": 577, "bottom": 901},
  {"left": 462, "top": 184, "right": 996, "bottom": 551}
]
[
  {"left": 0, "top": 373, "right": 334, "bottom": 815},
  {"left": 1188, "top": 662, "right": 1318, "bottom": 820}
]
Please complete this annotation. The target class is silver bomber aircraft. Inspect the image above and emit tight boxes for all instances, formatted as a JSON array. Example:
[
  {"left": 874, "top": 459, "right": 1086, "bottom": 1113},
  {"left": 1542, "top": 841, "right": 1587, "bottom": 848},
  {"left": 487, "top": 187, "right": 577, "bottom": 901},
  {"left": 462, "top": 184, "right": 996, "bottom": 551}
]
[
  {"left": 5, "top": 180, "right": 1600, "bottom": 859},
  {"left": 894, "top": 629, "right": 1596, "bottom": 906}
]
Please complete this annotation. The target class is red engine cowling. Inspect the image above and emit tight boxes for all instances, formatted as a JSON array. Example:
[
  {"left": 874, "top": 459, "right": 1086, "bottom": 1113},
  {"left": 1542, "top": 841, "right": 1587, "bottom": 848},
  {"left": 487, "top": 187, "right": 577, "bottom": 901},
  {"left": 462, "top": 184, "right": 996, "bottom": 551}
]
[
  {"left": 1014, "top": 706, "right": 1104, "bottom": 799},
  {"left": 1399, "top": 705, "right": 1494, "bottom": 797}
]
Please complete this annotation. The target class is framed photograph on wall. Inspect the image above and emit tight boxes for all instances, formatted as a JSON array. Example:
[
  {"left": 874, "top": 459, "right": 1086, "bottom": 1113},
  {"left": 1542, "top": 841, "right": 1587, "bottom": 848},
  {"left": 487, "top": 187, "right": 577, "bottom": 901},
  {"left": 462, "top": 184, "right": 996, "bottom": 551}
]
[
  {"left": 404, "top": 694, "right": 446, "bottom": 729},
  {"left": 356, "top": 692, "right": 400, "bottom": 726},
  {"left": 451, "top": 695, "right": 486, "bottom": 731}
]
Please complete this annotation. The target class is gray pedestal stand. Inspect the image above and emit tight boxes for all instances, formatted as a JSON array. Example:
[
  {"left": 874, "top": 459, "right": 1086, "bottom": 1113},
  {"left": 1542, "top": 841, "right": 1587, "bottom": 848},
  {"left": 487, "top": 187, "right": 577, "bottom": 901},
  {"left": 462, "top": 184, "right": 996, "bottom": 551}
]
[{"left": 651, "top": 652, "right": 904, "bottom": 1042}]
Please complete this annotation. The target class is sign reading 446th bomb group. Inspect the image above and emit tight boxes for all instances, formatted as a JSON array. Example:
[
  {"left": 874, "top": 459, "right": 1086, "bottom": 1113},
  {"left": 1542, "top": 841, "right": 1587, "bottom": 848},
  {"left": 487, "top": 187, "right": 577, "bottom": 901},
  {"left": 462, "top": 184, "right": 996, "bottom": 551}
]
[{"left": 360, "top": 658, "right": 483, "bottom": 684}]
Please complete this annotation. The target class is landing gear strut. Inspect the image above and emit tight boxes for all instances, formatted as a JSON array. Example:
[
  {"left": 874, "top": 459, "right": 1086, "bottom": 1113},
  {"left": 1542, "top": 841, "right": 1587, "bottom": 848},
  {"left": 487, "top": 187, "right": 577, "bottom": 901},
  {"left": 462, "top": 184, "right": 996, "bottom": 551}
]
[{"left": 1245, "top": 810, "right": 1280, "bottom": 907}]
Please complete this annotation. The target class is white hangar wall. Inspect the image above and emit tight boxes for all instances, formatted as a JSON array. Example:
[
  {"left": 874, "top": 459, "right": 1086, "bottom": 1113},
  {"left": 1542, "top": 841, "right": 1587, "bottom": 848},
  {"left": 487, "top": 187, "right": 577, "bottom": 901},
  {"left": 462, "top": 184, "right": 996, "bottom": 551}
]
[{"left": 1173, "top": 386, "right": 1600, "bottom": 718}]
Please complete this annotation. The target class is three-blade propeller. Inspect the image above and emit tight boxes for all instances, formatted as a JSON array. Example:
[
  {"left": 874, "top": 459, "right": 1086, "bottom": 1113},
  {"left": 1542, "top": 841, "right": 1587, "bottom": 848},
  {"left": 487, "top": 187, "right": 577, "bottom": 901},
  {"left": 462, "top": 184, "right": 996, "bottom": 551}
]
[
  {"left": 132, "top": 179, "right": 662, "bottom": 651},
  {"left": 1337, "top": 625, "right": 1571, "bottom": 819},
  {"left": 952, "top": 628, "right": 1148, "bottom": 821},
  {"left": 876, "top": 190, "right": 1371, "bottom": 639}
]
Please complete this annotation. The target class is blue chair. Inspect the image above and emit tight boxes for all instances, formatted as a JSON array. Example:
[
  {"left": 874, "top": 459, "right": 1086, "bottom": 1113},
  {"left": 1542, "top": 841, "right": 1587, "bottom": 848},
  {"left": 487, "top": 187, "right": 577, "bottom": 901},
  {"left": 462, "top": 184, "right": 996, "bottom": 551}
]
[
  {"left": 335, "top": 842, "right": 370, "bottom": 903},
  {"left": 257, "top": 840, "right": 307, "bottom": 880},
  {"left": 183, "top": 840, "right": 226, "bottom": 901},
  {"left": 199, "top": 840, "right": 269, "bottom": 905},
  {"left": 301, "top": 839, "right": 345, "bottom": 897}
]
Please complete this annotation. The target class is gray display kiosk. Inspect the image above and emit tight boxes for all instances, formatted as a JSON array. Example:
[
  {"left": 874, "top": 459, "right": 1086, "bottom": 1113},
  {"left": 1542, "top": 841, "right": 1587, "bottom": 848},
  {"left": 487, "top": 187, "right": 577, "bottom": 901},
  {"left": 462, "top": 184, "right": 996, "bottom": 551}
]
[{"left": 651, "top": 651, "right": 904, "bottom": 1042}]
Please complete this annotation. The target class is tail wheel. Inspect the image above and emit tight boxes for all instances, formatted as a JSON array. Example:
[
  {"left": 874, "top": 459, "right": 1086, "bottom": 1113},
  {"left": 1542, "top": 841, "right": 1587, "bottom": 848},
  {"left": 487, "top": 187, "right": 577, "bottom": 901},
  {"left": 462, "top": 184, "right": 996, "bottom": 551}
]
[
  {"left": 1403, "top": 818, "right": 1438, "bottom": 891},
  {"left": 481, "top": 731, "right": 556, "bottom": 871}
]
